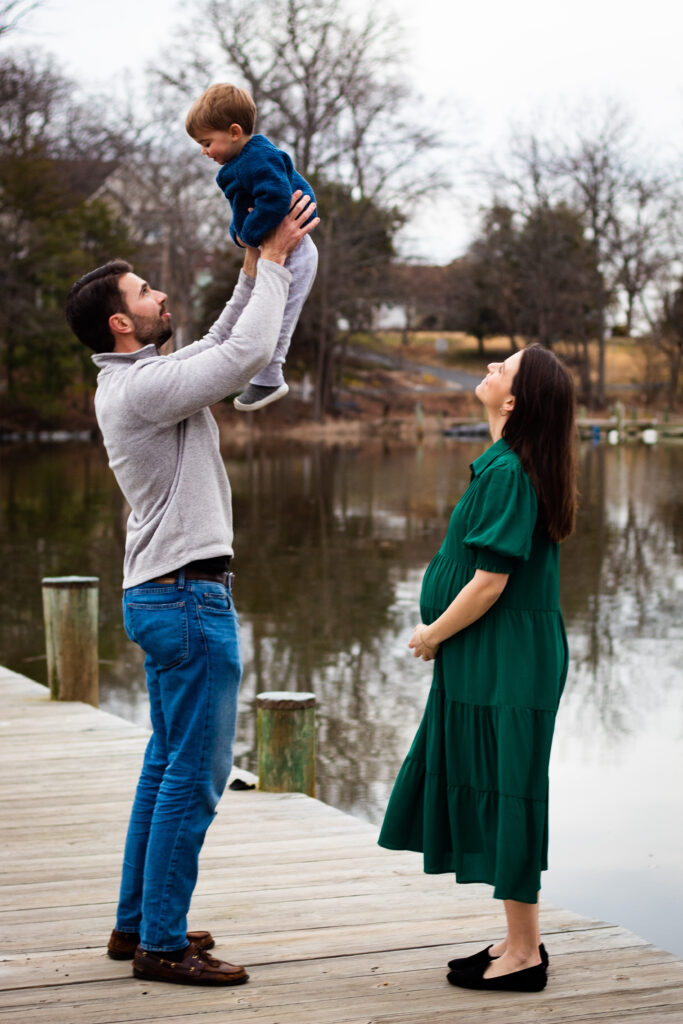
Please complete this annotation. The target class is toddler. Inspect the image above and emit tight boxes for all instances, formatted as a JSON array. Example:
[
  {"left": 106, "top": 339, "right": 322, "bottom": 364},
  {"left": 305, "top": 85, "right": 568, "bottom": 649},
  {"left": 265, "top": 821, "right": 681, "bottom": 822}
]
[{"left": 186, "top": 83, "right": 318, "bottom": 411}]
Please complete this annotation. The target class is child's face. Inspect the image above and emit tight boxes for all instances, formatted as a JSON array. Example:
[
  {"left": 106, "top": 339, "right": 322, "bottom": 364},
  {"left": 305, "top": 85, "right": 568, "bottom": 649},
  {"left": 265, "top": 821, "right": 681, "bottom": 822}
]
[{"left": 194, "top": 126, "right": 243, "bottom": 165}]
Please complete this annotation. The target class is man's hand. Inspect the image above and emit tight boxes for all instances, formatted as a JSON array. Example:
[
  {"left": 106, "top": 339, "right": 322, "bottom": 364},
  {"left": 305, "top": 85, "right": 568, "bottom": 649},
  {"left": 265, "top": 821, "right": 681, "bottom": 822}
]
[{"left": 260, "top": 191, "right": 319, "bottom": 266}]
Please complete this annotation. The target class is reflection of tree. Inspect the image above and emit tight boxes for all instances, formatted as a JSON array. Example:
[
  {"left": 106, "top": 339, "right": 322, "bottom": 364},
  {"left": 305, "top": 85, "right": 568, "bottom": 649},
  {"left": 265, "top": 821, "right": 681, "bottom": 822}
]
[
  {"left": 0, "top": 443, "right": 133, "bottom": 685},
  {"left": 560, "top": 444, "right": 626, "bottom": 737},
  {"left": 653, "top": 445, "right": 683, "bottom": 559},
  {"left": 224, "top": 441, "right": 475, "bottom": 814},
  {"left": 560, "top": 444, "right": 683, "bottom": 743}
]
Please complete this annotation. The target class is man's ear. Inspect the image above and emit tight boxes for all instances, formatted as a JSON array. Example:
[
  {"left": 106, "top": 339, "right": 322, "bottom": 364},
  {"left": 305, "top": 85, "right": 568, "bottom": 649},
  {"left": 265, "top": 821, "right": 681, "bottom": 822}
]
[
  {"left": 108, "top": 312, "right": 133, "bottom": 338},
  {"left": 230, "top": 122, "right": 244, "bottom": 141}
]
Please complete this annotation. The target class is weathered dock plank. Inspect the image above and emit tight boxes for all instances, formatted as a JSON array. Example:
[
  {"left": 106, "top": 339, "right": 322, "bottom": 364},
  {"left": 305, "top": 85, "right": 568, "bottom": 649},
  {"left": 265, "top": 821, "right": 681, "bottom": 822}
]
[{"left": 1, "top": 665, "right": 682, "bottom": 1024}]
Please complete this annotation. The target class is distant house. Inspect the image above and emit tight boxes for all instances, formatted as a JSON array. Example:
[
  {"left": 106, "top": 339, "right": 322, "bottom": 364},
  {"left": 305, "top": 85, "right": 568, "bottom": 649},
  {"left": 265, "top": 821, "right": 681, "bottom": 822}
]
[{"left": 372, "top": 302, "right": 408, "bottom": 330}]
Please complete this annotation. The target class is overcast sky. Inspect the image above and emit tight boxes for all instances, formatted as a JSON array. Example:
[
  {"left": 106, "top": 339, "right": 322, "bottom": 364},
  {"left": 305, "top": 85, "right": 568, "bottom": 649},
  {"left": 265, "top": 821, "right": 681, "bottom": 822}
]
[{"left": 8, "top": 0, "right": 683, "bottom": 262}]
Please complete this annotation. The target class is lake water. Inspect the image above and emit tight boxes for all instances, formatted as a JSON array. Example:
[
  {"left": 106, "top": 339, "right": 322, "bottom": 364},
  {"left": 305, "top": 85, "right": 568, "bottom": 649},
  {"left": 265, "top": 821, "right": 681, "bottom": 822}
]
[{"left": 1, "top": 437, "right": 682, "bottom": 957}]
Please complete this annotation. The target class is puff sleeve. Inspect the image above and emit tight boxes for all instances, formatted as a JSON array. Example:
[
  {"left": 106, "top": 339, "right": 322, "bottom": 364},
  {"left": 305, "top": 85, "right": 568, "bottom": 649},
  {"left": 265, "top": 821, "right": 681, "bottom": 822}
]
[{"left": 463, "top": 465, "right": 538, "bottom": 573}]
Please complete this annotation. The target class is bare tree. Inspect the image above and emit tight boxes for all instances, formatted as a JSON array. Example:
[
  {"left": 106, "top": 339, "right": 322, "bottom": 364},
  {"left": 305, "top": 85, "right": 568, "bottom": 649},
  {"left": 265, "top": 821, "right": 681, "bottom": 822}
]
[
  {"left": 0, "top": 49, "right": 70, "bottom": 150},
  {"left": 612, "top": 174, "right": 675, "bottom": 335},
  {"left": 95, "top": 122, "right": 226, "bottom": 346},
  {"left": 157, "top": 0, "right": 445, "bottom": 203},
  {"left": 552, "top": 106, "right": 637, "bottom": 405},
  {"left": 0, "top": 1, "right": 38, "bottom": 37},
  {"left": 503, "top": 129, "right": 561, "bottom": 213},
  {"left": 493, "top": 106, "right": 673, "bottom": 406}
]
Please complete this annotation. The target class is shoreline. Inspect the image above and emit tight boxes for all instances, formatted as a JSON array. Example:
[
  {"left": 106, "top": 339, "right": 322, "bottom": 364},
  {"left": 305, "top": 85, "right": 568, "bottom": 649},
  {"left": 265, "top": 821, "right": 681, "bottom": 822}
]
[{"left": 3, "top": 406, "right": 683, "bottom": 447}]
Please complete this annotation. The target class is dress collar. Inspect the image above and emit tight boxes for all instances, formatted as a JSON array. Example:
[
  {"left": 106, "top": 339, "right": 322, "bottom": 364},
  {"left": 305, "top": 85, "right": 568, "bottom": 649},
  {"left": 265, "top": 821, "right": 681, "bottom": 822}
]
[{"left": 470, "top": 437, "right": 511, "bottom": 477}]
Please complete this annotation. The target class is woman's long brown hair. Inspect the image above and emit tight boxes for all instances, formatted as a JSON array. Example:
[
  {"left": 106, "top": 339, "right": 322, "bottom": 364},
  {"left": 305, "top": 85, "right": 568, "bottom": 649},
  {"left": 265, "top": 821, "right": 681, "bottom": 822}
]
[{"left": 502, "top": 344, "right": 578, "bottom": 542}]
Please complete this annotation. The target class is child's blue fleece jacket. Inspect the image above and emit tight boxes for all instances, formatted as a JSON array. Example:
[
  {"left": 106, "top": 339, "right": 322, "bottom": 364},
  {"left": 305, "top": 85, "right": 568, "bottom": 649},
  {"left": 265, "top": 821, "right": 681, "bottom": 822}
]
[{"left": 216, "top": 134, "right": 317, "bottom": 248}]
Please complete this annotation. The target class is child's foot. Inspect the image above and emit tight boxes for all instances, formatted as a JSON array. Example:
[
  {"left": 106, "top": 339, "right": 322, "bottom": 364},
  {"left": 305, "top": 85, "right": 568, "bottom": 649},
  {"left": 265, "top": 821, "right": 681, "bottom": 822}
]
[{"left": 233, "top": 383, "right": 289, "bottom": 411}]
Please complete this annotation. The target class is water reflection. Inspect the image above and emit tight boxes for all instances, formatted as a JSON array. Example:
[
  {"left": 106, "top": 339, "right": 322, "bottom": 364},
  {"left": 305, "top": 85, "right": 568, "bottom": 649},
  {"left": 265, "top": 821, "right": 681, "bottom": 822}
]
[
  {"left": 224, "top": 440, "right": 477, "bottom": 822},
  {"left": 561, "top": 445, "right": 683, "bottom": 739},
  {"left": 549, "top": 444, "right": 683, "bottom": 956},
  {"left": 0, "top": 438, "right": 682, "bottom": 954}
]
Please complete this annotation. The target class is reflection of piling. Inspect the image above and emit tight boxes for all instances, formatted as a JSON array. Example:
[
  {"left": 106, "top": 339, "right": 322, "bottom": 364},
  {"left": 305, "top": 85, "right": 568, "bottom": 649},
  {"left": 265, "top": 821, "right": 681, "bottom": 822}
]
[
  {"left": 256, "top": 691, "right": 316, "bottom": 796},
  {"left": 41, "top": 576, "right": 99, "bottom": 707},
  {"left": 614, "top": 401, "right": 624, "bottom": 440},
  {"left": 415, "top": 401, "right": 424, "bottom": 442}
]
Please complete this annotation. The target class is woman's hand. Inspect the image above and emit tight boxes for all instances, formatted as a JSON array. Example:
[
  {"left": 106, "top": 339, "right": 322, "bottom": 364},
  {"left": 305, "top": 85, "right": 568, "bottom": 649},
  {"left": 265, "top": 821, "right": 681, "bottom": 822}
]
[
  {"left": 411, "top": 570, "right": 509, "bottom": 655},
  {"left": 408, "top": 624, "right": 440, "bottom": 661}
]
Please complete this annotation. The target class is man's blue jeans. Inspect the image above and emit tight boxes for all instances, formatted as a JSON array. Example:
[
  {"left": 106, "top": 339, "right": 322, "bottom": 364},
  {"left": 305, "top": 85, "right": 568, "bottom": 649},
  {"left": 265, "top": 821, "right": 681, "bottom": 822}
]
[{"left": 115, "top": 570, "right": 241, "bottom": 952}]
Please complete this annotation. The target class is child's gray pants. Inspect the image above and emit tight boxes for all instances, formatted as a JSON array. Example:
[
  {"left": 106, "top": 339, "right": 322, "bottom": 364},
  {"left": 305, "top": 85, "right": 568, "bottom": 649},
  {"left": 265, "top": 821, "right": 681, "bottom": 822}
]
[{"left": 250, "top": 233, "right": 318, "bottom": 387}]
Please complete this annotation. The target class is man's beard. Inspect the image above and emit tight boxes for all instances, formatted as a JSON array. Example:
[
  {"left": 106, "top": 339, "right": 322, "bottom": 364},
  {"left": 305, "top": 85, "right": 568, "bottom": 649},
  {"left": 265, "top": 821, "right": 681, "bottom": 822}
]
[{"left": 131, "top": 312, "right": 173, "bottom": 350}]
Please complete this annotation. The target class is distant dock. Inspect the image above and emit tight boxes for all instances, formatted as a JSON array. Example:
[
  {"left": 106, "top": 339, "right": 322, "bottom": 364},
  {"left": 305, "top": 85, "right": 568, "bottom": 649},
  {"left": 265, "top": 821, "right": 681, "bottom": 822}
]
[
  {"left": 576, "top": 416, "right": 683, "bottom": 443},
  {"left": 442, "top": 415, "right": 683, "bottom": 443},
  {"left": 1, "top": 665, "right": 682, "bottom": 1024}
]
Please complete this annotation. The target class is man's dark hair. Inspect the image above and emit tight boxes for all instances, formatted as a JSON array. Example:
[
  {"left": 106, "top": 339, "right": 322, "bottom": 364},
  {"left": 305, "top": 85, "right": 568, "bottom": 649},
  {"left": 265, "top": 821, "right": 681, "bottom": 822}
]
[{"left": 65, "top": 260, "right": 133, "bottom": 353}]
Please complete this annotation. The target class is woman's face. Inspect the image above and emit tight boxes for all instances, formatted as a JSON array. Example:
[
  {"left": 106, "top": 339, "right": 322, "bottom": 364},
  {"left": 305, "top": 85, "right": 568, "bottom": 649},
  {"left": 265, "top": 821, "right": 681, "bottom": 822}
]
[{"left": 475, "top": 350, "right": 523, "bottom": 414}]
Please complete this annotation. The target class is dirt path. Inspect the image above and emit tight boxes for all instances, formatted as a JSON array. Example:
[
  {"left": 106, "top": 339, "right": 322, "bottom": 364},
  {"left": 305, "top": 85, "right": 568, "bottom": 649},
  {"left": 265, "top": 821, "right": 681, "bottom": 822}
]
[{"left": 344, "top": 344, "right": 483, "bottom": 392}]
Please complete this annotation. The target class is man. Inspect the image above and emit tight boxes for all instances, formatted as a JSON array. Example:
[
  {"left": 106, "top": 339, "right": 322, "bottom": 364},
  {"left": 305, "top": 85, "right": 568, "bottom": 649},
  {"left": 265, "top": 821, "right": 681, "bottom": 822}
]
[{"left": 65, "top": 193, "right": 318, "bottom": 986}]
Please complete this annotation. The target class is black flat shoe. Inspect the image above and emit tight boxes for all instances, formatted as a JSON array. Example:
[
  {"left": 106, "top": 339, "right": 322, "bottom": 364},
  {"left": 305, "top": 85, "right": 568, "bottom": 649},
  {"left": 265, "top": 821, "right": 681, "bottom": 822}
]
[
  {"left": 447, "top": 960, "right": 547, "bottom": 992},
  {"left": 447, "top": 942, "right": 548, "bottom": 972},
  {"left": 447, "top": 944, "right": 495, "bottom": 972}
]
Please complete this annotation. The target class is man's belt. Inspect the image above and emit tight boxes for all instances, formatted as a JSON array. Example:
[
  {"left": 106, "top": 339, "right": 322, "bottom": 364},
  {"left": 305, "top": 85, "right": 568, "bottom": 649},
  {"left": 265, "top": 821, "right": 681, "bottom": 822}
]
[
  {"left": 152, "top": 570, "right": 231, "bottom": 585},
  {"left": 151, "top": 558, "right": 232, "bottom": 586}
]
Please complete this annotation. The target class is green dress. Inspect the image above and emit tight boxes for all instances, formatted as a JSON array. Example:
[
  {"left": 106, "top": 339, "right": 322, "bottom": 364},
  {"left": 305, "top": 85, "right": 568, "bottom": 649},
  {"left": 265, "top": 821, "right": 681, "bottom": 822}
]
[{"left": 378, "top": 439, "right": 568, "bottom": 903}]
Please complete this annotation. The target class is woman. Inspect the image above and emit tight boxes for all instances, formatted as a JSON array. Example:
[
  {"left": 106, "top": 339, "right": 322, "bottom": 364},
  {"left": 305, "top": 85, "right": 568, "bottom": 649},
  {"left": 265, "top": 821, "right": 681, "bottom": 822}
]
[{"left": 378, "top": 344, "right": 577, "bottom": 993}]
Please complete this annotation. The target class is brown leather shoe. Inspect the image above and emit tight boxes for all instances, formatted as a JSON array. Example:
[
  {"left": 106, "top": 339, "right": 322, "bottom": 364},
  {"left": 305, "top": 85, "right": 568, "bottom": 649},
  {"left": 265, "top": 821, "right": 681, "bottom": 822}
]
[
  {"left": 107, "top": 928, "right": 215, "bottom": 960},
  {"left": 133, "top": 942, "right": 249, "bottom": 985}
]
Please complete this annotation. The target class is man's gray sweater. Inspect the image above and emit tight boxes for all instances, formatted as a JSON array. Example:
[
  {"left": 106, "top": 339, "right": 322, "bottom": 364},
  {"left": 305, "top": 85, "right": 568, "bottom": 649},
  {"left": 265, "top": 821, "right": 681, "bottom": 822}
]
[{"left": 92, "top": 260, "right": 290, "bottom": 588}]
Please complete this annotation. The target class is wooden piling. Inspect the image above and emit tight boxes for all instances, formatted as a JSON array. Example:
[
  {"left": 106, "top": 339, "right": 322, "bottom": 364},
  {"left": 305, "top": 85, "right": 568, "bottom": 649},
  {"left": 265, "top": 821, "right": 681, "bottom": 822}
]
[
  {"left": 41, "top": 576, "right": 99, "bottom": 706},
  {"left": 256, "top": 690, "right": 316, "bottom": 796}
]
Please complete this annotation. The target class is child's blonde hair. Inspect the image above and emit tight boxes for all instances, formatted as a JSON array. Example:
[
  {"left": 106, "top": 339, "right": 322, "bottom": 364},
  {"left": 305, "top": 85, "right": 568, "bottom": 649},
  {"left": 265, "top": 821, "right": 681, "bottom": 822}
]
[{"left": 185, "top": 84, "right": 257, "bottom": 138}]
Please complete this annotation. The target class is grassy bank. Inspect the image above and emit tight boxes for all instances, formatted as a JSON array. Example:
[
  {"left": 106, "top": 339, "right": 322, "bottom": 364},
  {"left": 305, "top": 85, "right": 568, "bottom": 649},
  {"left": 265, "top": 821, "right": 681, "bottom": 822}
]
[{"left": 353, "top": 330, "right": 672, "bottom": 401}]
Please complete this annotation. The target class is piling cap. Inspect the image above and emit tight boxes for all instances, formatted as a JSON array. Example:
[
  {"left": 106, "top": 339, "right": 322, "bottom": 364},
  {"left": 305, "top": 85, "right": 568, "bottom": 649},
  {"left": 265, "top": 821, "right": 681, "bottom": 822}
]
[
  {"left": 42, "top": 576, "right": 99, "bottom": 587},
  {"left": 257, "top": 691, "right": 316, "bottom": 710}
]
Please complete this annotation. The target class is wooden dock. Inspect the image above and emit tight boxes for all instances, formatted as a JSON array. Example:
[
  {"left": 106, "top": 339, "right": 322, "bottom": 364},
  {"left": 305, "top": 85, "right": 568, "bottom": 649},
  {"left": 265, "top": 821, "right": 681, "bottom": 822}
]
[{"left": 1, "top": 664, "right": 682, "bottom": 1024}]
